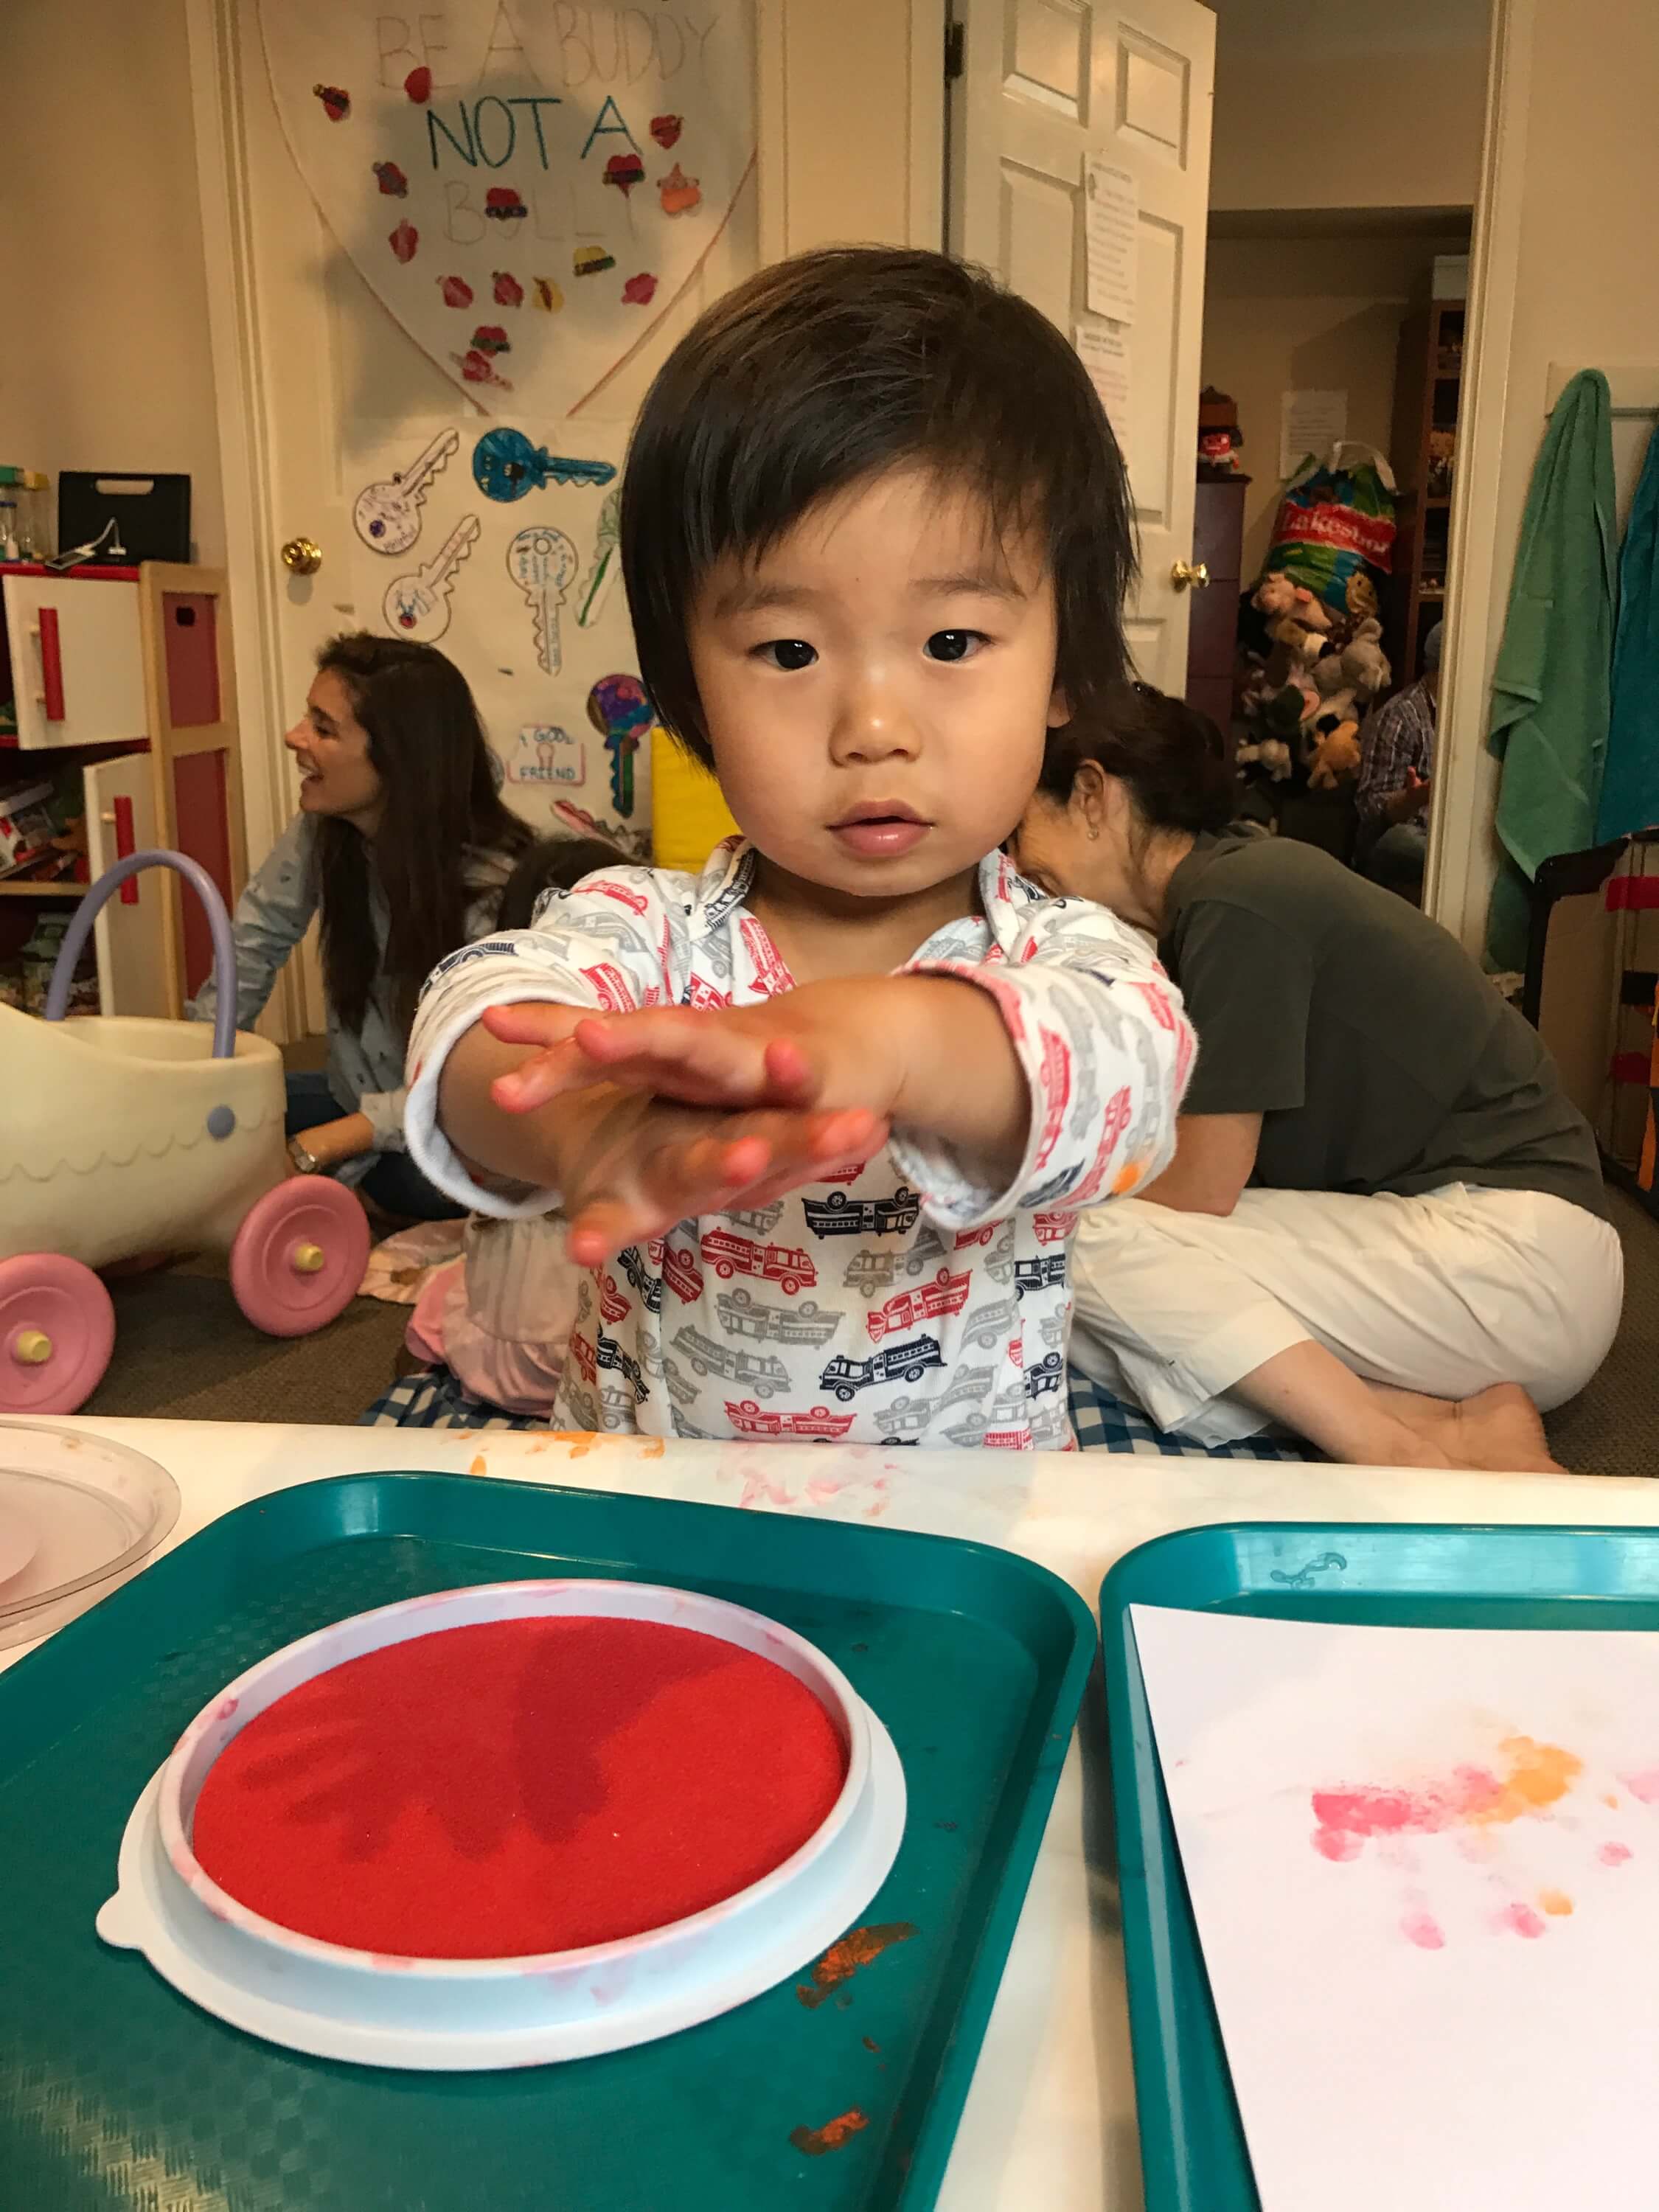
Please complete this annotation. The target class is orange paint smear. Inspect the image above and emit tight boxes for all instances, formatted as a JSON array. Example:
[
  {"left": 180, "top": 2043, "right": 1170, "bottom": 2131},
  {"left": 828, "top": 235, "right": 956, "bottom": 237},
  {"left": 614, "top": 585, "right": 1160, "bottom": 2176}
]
[
  {"left": 790, "top": 2109, "right": 869, "bottom": 2157},
  {"left": 796, "top": 1921, "right": 917, "bottom": 2008},
  {"left": 1539, "top": 1888, "right": 1574, "bottom": 1916},
  {"left": 1312, "top": 1736, "right": 1583, "bottom": 1860},
  {"left": 469, "top": 1453, "right": 488, "bottom": 1477}
]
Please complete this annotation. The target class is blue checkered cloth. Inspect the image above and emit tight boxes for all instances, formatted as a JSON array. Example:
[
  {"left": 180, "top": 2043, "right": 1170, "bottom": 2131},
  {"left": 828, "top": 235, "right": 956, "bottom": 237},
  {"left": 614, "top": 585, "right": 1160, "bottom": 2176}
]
[
  {"left": 360, "top": 1365, "right": 550, "bottom": 1432},
  {"left": 365, "top": 1360, "right": 1316, "bottom": 1461},
  {"left": 1065, "top": 1364, "right": 1315, "bottom": 1460}
]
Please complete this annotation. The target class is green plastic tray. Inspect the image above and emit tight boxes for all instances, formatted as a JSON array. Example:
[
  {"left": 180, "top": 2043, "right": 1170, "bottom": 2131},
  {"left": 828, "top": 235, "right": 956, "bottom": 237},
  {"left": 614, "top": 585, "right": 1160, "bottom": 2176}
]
[
  {"left": 1, "top": 1470, "right": 1095, "bottom": 2212},
  {"left": 1100, "top": 1519, "right": 1659, "bottom": 2212}
]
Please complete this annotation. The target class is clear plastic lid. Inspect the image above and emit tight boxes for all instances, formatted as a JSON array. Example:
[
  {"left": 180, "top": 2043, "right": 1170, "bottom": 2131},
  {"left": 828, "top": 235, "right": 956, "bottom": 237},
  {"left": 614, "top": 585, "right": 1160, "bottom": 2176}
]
[{"left": 0, "top": 1422, "right": 180, "bottom": 1649}]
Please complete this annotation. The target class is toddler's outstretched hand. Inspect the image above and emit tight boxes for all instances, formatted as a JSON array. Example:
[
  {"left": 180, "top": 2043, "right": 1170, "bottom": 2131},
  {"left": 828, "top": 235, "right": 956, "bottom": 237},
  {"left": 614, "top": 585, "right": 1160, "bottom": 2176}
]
[{"left": 479, "top": 998, "right": 888, "bottom": 1267}]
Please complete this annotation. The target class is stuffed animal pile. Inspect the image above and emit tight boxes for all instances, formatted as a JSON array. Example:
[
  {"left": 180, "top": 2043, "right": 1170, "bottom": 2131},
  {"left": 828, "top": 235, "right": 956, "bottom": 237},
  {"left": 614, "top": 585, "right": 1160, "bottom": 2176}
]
[{"left": 1237, "top": 568, "right": 1392, "bottom": 792}]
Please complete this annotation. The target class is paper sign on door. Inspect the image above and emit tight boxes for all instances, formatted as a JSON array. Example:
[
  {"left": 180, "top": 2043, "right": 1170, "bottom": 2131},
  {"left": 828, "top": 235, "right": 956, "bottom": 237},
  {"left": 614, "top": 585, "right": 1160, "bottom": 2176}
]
[
  {"left": 1074, "top": 324, "right": 1133, "bottom": 448},
  {"left": 1084, "top": 157, "right": 1138, "bottom": 324}
]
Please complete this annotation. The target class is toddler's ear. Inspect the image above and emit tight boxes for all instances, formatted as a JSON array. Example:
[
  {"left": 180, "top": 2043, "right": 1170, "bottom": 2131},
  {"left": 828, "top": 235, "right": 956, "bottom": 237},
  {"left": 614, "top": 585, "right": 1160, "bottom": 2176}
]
[{"left": 1046, "top": 683, "right": 1071, "bottom": 730}]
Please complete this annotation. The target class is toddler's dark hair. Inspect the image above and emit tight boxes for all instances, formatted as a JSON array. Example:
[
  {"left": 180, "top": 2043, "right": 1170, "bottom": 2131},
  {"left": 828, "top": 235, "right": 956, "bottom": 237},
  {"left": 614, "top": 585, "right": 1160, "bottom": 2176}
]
[
  {"left": 497, "top": 835, "right": 625, "bottom": 931},
  {"left": 1037, "top": 680, "right": 1236, "bottom": 837},
  {"left": 620, "top": 246, "right": 1135, "bottom": 767}
]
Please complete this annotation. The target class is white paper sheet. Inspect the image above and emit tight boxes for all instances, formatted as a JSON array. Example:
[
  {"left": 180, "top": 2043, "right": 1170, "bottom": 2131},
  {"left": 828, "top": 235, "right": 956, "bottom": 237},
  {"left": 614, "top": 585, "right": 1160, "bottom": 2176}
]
[
  {"left": 1279, "top": 389, "right": 1346, "bottom": 479},
  {"left": 1084, "top": 158, "right": 1138, "bottom": 323},
  {"left": 1131, "top": 1604, "right": 1659, "bottom": 2212},
  {"left": 1073, "top": 323, "right": 1132, "bottom": 447}
]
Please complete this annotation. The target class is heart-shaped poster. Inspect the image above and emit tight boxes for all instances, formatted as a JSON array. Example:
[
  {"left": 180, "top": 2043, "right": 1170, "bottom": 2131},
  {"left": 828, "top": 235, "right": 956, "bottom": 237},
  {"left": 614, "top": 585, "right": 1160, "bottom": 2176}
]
[{"left": 260, "top": 1, "right": 756, "bottom": 415}]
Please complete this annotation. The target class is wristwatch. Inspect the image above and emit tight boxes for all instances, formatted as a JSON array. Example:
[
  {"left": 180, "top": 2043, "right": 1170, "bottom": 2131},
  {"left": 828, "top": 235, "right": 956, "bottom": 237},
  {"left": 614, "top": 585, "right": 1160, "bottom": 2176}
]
[{"left": 287, "top": 1136, "right": 324, "bottom": 1176}]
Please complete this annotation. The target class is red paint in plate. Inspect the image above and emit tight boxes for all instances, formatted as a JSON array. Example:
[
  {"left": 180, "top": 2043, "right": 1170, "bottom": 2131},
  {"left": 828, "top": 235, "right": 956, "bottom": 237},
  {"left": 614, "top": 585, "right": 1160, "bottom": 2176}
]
[{"left": 190, "top": 1616, "right": 848, "bottom": 1958}]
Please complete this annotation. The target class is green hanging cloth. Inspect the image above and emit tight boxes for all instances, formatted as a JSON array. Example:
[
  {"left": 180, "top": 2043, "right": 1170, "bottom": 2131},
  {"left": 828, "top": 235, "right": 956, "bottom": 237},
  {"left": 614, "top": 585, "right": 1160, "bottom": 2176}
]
[
  {"left": 1486, "top": 369, "right": 1617, "bottom": 971},
  {"left": 1596, "top": 422, "right": 1659, "bottom": 842}
]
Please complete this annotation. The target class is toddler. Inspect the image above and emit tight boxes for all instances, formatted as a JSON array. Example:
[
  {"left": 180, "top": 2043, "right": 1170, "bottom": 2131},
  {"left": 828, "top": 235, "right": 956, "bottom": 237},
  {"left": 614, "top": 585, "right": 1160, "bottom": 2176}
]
[{"left": 405, "top": 247, "right": 1195, "bottom": 1448}]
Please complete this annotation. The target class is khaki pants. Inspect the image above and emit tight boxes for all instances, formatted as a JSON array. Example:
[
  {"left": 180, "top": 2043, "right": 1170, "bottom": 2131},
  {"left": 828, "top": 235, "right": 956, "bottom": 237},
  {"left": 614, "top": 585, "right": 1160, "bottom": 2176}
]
[{"left": 1069, "top": 1182, "right": 1624, "bottom": 1447}]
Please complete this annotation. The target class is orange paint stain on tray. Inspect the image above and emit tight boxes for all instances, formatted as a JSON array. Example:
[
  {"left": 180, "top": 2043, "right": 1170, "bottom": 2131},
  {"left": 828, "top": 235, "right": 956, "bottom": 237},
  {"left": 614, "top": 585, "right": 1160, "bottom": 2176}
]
[
  {"left": 790, "top": 2108, "right": 869, "bottom": 2157},
  {"left": 190, "top": 1616, "right": 846, "bottom": 1958},
  {"left": 796, "top": 1920, "right": 917, "bottom": 2008}
]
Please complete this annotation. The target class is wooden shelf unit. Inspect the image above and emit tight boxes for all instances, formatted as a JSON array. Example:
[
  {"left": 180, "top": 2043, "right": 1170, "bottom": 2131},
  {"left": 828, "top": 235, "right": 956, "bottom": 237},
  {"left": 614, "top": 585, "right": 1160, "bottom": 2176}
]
[{"left": 1388, "top": 299, "right": 1464, "bottom": 684}]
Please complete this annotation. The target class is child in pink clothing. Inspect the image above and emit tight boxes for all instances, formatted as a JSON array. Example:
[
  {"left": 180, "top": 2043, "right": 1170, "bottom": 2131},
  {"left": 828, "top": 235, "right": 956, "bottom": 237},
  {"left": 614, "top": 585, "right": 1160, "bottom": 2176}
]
[{"left": 371, "top": 835, "right": 621, "bottom": 1427}]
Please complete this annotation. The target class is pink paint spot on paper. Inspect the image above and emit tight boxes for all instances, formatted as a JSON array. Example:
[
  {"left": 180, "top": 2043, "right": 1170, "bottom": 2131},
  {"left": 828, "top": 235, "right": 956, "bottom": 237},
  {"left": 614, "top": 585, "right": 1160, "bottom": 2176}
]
[
  {"left": 1313, "top": 1826, "right": 1363, "bottom": 1863},
  {"left": 1400, "top": 1910, "right": 1445, "bottom": 1950},
  {"left": 1312, "top": 1739, "right": 1582, "bottom": 1861},
  {"left": 1498, "top": 1902, "right": 1548, "bottom": 1939},
  {"left": 1601, "top": 1841, "right": 1633, "bottom": 1866},
  {"left": 622, "top": 272, "right": 658, "bottom": 306},
  {"left": 389, "top": 220, "right": 419, "bottom": 264},
  {"left": 1621, "top": 1769, "right": 1659, "bottom": 1804}
]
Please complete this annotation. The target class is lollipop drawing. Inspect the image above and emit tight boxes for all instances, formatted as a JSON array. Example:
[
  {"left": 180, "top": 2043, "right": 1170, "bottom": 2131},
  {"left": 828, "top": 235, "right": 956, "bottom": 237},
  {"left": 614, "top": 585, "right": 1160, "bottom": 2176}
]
[
  {"left": 472, "top": 428, "right": 617, "bottom": 503},
  {"left": 507, "top": 526, "right": 579, "bottom": 675},
  {"left": 577, "top": 490, "right": 621, "bottom": 628},
  {"left": 586, "top": 674, "right": 654, "bottom": 818}
]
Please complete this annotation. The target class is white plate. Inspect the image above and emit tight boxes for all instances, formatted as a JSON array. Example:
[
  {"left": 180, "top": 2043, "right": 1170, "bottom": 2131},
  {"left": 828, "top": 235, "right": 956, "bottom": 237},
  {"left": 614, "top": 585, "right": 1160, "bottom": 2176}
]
[{"left": 99, "top": 1580, "right": 908, "bottom": 2069}]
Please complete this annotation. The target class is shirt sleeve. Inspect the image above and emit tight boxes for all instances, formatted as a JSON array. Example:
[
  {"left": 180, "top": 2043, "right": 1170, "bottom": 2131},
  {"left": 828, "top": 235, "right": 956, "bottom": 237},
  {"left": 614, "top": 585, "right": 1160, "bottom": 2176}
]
[
  {"left": 403, "top": 867, "right": 679, "bottom": 1217},
  {"left": 1354, "top": 694, "right": 1425, "bottom": 824},
  {"left": 356, "top": 1083, "right": 409, "bottom": 1152},
  {"left": 891, "top": 895, "right": 1197, "bottom": 1228},
  {"left": 1173, "top": 900, "right": 1313, "bottom": 1116},
  {"left": 188, "top": 815, "right": 318, "bottom": 1032}
]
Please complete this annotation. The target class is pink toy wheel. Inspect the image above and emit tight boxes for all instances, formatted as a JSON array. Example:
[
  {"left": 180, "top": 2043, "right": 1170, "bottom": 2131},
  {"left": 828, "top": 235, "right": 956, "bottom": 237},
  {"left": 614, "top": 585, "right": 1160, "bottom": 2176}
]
[
  {"left": 0, "top": 1254, "right": 116, "bottom": 1416},
  {"left": 229, "top": 1180, "right": 371, "bottom": 1338}
]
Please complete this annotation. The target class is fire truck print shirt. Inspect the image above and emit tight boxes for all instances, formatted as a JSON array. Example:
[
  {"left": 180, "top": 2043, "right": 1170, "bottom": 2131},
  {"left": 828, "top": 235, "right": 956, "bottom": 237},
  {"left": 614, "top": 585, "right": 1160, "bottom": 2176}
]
[{"left": 405, "top": 840, "right": 1193, "bottom": 1450}]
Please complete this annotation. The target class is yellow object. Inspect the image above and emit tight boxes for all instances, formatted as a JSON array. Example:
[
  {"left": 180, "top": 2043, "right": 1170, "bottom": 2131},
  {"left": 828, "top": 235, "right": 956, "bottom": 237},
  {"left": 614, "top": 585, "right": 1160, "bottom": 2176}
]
[
  {"left": 13, "top": 1330, "right": 52, "bottom": 1366},
  {"left": 291, "top": 1242, "right": 326, "bottom": 1275},
  {"left": 650, "top": 736, "right": 740, "bottom": 874}
]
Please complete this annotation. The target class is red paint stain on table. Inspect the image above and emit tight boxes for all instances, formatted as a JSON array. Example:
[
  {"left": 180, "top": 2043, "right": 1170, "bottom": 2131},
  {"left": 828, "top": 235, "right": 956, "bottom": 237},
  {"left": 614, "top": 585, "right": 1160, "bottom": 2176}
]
[
  {"left": 191, "top": 1616, "right": 846, "bottom": 1958},
  {"left": 790, "top": 2109, "right": 869, "bottom": 2158},
  {"left": 796, "top": 1921, "right": 917, "bottom": 2008}
]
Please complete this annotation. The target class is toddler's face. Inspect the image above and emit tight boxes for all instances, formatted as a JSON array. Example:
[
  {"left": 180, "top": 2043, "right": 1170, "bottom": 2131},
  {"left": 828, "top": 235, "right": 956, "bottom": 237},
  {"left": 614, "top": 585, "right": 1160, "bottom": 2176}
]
[{"left": 686, "top": 467, "right": 1066, "bottom": 900}]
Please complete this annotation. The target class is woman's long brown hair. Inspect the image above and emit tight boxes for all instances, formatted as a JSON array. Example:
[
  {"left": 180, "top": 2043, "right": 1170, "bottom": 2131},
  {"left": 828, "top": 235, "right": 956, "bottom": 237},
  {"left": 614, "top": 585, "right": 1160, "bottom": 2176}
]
[{"left": 310, "top": 632, "right": 532, "bottom": 1040}]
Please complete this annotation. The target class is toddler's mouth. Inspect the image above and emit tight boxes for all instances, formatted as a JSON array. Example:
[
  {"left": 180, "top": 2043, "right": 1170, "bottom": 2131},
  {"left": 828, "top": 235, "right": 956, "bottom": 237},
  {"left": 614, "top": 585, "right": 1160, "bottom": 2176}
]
[{"left": 829, "top": 803, "right": 932, "bottom": 859}]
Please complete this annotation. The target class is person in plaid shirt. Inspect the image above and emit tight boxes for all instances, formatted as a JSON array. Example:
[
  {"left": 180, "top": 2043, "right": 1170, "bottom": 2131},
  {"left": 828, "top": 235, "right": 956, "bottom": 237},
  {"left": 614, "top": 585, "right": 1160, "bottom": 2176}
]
[{"left": 1354, "top": 621, "right": 1442, "bottom": 900}]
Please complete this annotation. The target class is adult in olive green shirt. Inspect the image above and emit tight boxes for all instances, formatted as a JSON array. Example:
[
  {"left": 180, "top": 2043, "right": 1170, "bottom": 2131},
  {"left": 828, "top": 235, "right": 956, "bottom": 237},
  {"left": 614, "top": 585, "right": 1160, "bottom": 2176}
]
[{"left": 1012, "top": 684, "right": 1622, "bottom": 1471}]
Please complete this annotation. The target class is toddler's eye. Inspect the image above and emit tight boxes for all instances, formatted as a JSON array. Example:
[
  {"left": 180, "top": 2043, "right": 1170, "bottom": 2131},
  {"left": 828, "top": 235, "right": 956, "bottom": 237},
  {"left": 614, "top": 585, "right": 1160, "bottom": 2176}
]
[
  {"left": 925, "top": 630, "right": 984, "bottom": 662},
  {"left": 756, "top": 639, "right": 817, "bottom": 671}
]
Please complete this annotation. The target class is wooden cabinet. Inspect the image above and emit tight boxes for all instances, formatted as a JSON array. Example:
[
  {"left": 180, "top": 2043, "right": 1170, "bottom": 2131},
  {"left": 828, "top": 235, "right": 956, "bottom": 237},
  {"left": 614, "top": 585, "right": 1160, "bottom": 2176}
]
[
  {"left": 1186, "top": 476, "right": 1249, "bottom": 737},
  {"left": 1, "top": 568, "right": 145, "bottom": 750},
  {"left": 0, "top": 563, "right": 243, "bottom": 1017}
]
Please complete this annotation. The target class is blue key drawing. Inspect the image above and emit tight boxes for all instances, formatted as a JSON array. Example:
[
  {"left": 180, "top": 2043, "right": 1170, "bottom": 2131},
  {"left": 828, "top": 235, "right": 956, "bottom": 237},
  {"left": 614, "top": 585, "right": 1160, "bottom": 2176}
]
[{"left": 472, "top": 428, "right": 617, "bottom": 503}]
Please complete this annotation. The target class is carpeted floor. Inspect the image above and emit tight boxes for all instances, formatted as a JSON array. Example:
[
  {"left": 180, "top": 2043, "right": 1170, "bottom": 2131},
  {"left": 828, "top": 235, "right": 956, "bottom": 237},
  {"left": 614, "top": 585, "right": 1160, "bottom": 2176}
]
[{"left": 75, "top": 1188, "right": 1659, "bottom": 1478}]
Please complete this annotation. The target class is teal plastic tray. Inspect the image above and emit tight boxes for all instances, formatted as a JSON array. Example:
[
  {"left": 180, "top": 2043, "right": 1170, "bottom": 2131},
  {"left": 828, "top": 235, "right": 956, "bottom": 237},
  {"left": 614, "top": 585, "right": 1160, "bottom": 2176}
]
[
  {"left": 1, "top": 1470, "right": 1093, "bottom": 2212},
  {"left": 1100, "top": 1520, "right": 1659, "bottom": 2212}
]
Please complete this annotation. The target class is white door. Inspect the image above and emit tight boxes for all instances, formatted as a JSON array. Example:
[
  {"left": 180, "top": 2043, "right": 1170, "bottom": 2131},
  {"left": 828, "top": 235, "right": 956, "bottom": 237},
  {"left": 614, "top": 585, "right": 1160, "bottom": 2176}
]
[
  {"left": 948, "top": 0, "right": 1214, "bottom": 694},
  {"left": 2, "top": 574, "right": 147, "bottom": 751},
  {"left": 83, "top": 754, "right": 172, "bottom": 1017},
  {"left": 188, "top": 0, "right": 761, "bottom": 1043}
]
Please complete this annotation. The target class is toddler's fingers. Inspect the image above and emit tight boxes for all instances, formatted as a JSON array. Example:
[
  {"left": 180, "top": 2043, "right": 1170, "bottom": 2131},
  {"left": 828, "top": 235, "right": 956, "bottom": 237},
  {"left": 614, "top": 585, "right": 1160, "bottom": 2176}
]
[
  {"left": 572, "top": 1011, "right": 818, "bottom": 1109},
  {"left": 490, "top": 1040, "right": 591, "bottom": 1114},
  {"left": 481, "top": 1002, "right": 585, "bottom": 1048}
]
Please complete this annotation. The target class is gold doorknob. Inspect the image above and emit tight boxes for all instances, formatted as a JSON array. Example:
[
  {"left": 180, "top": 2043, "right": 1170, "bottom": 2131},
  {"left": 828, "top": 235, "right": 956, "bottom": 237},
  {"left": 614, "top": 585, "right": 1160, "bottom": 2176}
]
[
  {"left": 280, "top": 537, "right": 323, "bottom": 577},
  {"left": 1171, "top": 560, "right": 1210, "bottom": 591}
]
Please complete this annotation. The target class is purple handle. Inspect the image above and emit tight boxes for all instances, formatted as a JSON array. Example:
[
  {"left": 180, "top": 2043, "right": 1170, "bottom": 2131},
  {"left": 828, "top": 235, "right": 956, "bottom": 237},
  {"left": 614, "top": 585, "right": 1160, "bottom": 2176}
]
[{"left": 44, "top": 848, "right": 238, "bottom": 1060}]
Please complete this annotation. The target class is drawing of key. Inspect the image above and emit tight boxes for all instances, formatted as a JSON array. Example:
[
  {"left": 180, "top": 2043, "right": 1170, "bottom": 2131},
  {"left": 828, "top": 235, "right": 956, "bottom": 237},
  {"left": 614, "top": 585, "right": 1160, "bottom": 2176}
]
[
  {"left": 576, "top": 488, "right": 621, "bottom": 629},
  {"left": 353, "top": 429, "right": 460, "bottom": 555},
  {"left": 383, "top": 515, "right": 480, "bottom": 643},
  {"left": 473, "top": 426, "right": 617, "bottom": 503},
  {"left": 507, "top": 526, "right": 578, "bottom": 674}
]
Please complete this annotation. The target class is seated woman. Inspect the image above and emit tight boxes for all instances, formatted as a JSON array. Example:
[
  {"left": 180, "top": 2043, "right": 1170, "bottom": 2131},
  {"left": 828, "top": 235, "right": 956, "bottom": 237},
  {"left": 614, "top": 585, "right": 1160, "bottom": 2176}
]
[
  {"left": 192, "top": 632, "right": 531, "bottom": 1220},
  {"left": 1011, "top": 684, "right": 1622, "bottom": 1472}
]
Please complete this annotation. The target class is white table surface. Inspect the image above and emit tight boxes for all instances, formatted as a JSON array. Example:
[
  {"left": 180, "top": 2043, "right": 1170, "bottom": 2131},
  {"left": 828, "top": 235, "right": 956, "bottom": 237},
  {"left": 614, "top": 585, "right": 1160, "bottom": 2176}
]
[{"left": 13, "top": 1415, "right": 1657, "bottom": 2211}]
